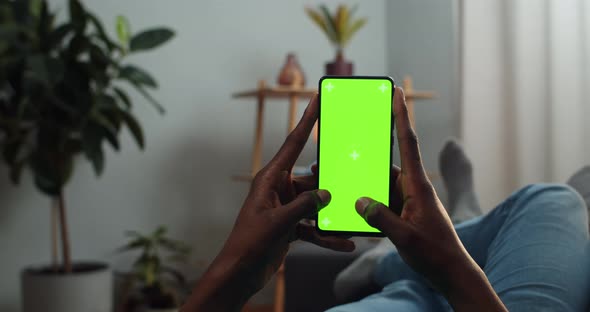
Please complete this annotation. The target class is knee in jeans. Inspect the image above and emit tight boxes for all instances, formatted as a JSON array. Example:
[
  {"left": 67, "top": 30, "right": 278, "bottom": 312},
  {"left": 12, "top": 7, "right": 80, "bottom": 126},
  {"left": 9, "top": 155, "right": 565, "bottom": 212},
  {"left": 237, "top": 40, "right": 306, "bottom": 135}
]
[{"left": 511, "top": 183, "right": 587, "bottom": 223}]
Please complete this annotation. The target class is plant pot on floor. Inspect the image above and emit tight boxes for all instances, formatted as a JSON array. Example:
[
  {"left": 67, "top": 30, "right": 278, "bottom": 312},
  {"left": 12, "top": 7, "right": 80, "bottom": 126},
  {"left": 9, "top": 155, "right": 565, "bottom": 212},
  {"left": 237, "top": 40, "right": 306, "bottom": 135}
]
[{"left": 21, "top": 262, "right": 112, "bottom": 312}]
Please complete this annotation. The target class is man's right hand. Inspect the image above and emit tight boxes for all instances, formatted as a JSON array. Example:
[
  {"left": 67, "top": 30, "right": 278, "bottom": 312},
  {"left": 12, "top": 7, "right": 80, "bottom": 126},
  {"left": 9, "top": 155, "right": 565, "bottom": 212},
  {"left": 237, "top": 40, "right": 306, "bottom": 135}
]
[{"left": 355, "top": 87, "right": 508, "bottom": 312}]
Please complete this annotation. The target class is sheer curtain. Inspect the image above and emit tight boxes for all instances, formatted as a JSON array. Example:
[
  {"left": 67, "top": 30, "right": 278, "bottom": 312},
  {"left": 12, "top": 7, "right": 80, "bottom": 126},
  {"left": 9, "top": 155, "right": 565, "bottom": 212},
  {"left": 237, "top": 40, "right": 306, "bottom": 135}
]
[{"left": 461, "top": 0, "right": 590, "bottom": 209}]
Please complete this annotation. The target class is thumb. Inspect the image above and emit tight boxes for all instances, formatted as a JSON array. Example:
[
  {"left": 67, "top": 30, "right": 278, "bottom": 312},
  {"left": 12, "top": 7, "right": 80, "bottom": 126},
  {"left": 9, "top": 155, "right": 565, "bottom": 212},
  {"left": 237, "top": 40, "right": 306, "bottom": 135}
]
[
  {"left": 356, "top": 197, "right": 411, "bottom": 246},
  {"left": 278, "top": 190, "right": 331, "bottom": 224}
]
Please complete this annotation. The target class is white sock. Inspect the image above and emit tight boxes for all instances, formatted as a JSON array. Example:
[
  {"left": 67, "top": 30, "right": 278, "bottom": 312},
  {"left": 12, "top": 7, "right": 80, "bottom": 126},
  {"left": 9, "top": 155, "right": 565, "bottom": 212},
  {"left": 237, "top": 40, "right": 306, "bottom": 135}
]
[
  {"left": 333, "top": 238, "right": 394, "bottom": 301},
  {"left": 439, "top": 139, "right": 482, "bottom": 222}
]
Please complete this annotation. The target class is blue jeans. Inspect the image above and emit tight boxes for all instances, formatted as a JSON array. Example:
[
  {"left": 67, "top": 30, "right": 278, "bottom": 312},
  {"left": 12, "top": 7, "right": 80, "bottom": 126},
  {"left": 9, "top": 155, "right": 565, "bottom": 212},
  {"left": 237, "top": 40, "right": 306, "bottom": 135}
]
[{"left": 327, "top": 184, "right": 590, "bottom": 311}]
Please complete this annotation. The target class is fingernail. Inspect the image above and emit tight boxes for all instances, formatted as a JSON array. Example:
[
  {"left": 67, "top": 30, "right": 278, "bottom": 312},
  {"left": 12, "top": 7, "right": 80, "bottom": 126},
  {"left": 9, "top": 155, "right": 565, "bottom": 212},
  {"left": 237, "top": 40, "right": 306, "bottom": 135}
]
[
  {"left": 355, "top": 197, "right": 370, "bottom": 215},
  {"left": 316, "top": 190, "right": 331, "bottom": 205}
]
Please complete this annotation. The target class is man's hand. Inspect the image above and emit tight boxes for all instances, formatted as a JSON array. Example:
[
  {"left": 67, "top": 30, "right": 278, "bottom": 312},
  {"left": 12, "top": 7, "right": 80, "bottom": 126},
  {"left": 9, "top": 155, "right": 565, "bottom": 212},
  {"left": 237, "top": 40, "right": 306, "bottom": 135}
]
[
  {"left": 182, "top": 95, "right": 354, "bottom": 312},
  {"left": 355, "top": 87, "right": 508, "bottom": 312}
]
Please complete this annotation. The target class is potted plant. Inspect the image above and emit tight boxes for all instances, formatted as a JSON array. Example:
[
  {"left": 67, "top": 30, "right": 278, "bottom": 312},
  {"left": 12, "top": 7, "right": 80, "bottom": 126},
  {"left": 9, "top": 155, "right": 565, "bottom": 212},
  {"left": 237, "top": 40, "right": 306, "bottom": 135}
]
[
  {"left": 0, "top": 1, "right": 174, "bottom": 311},
  {"left": 117, "top": 226, "right": 191, "bottom": 312},
  {"left": 305, "top": 4, "right": 367, "bottom": 75}
]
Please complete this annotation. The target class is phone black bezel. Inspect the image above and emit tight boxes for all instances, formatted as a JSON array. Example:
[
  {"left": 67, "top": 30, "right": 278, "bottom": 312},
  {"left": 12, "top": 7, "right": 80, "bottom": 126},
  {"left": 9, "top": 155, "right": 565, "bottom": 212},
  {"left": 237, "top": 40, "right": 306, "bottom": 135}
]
[{"left": 315, "top": 75, "right": 395, "bottom": 237}]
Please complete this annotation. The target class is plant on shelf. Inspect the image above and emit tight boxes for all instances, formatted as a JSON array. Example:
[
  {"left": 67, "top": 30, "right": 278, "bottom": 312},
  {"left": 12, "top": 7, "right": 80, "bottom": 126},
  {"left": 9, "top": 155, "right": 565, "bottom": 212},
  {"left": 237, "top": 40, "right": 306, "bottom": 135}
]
[
  {"left": 305, "top": 4, "right": 367, "bottom": 75},
  {"left": 0, "top": 0, "right": 174, "bottom": 311},
  {"left": 118, "top": 226, "right": 191, "bottom": 312}
]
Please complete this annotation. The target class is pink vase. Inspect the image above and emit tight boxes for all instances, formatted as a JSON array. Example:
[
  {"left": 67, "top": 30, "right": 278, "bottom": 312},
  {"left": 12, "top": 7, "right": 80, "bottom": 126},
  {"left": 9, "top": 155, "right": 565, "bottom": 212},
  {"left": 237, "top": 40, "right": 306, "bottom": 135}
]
[{"left": 277, "top": 53, "right": 306, "bottom": 87}]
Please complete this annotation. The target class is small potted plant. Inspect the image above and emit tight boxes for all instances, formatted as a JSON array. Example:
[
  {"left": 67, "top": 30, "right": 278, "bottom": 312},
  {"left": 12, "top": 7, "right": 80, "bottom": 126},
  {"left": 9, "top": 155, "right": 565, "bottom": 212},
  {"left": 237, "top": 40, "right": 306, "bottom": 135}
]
[
  {"left": 305, "top": 4, "right": 367, "bottom": 75},
  {"left": 118, "top": 226, "right": 192, "bottom": 312},
  {"left": 0, "top": 1, "right": 174, "bottom": 311}
]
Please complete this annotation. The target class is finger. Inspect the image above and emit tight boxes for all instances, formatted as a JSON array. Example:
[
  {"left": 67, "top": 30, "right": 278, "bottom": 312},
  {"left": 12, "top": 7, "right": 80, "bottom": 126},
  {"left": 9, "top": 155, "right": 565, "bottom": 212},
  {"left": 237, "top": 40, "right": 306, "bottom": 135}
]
[
  {"left": 278, "top": 189, "right": 331, "bottom": 224},
  {"left": 311, "top": 164, "right": 318, "bottom": 175},
  {"left": 356, "top": 197, "right": 411, "bottom": 247},
  {"left": 292, "top": 174, "right": 318, "bottom": 194},
  {"left": 296, "top": 223, "right": 355, "bottom": 252},
  {"left": 390, "top": 165, "right": 403, "bottom": 215},
  {"left": 391, "top": 164, "right": 401, "bottom": 181},
  {"left": 393, "top": 87, "right": 426, "bottom": 179},
  {"left": 269, "top": 95, "right": 319, "bottom": 170}
]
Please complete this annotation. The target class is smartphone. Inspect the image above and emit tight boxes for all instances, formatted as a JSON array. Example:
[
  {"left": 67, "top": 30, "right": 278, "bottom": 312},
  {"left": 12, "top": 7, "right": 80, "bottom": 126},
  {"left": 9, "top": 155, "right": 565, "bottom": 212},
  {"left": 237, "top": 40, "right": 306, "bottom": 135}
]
[{"left": 316, "top": 76, "right": 395, "bottom": 236}]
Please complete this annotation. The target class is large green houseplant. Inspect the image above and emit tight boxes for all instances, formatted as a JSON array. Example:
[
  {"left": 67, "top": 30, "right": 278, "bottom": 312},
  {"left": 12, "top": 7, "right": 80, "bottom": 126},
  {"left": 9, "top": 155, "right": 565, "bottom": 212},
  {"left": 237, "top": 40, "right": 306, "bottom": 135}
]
[{"left": 0, "top": 0, "right": 174, "bottom": 311}]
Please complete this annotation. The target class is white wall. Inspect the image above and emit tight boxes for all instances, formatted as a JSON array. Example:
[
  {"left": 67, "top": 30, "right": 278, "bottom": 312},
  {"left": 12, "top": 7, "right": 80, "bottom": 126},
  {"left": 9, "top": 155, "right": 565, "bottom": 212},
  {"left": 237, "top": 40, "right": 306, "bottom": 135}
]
[
  {"left": 462, "top": 0, "right": 590, "bottom": 209},
  {"left": 0, "top": 0, "right": 387, "bottom": 310},
  {"left": 386, "top": 0, "right": 461, "bottom": 202}
]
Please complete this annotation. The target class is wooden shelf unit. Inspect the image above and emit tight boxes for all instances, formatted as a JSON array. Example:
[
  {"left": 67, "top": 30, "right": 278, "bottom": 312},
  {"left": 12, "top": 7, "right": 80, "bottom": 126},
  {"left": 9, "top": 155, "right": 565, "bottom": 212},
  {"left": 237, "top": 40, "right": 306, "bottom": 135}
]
[{"left": 231, "top": 77, "right": 435, "bottom": 182}]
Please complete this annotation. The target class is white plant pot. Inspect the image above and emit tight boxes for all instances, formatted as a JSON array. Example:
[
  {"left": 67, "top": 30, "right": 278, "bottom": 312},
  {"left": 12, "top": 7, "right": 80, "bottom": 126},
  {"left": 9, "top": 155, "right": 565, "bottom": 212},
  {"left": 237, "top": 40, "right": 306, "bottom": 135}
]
[{"left": 21, "top": 262, "right": 112, "bottom": 312}]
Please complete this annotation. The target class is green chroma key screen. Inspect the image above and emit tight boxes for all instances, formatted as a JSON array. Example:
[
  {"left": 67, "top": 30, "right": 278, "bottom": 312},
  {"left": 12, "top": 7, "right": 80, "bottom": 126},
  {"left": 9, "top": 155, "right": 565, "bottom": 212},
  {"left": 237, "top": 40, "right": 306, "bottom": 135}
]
[{"left": 317, "top": 76, "right": 394, "bottom": 234}]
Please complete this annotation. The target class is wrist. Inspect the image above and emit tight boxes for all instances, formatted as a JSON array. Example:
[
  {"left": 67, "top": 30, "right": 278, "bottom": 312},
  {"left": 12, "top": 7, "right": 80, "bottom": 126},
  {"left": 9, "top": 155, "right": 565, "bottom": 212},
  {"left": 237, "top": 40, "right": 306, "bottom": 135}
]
[
  {"left": 182, "top": 254, "right": 253, "bottom": 312},
  {"left": 442, "top": 255, "right": 506, "bottom": 311}
]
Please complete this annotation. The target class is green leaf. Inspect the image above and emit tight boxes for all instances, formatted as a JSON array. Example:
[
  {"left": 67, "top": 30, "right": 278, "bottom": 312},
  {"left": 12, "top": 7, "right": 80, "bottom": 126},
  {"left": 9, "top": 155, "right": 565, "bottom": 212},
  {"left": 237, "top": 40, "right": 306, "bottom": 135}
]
[
  {"left": 87, "top": 13, "right": 121, "bottom": 53},
  {"left": 118, "top": 109, "right": 145, "bottom": 149},
  {"left": 159, "top": 237, "right": 190, "bottom": 255},
  {"left": 115, "top": 15, "right": 130, "bottom": 52},
  {"left": 67, "top": 34, "right": 90, "bottom": 57},
  {"left": 26, "top": 54, "right": 49, "bottom": 84},
  {"left": 82, "top": 124, "right": 105, "bottom": 175},
  {"left": 133, "top": 84, "right": 165, "bottom": 114},
  {"left": 33, "top": 170, "right": 60, "bottom": 196},
  {"left": 13, "top": 0, "right": 31, "bottom": 24},
  {"left": 119, "top": 65, "right": 157, "bottom": 88},
  {"left": 26, "top": 54, "right": 65, "bottom": 87},
  {"left": 68, "top": 0, "right": 86, "bottom": 32},
  {"left": 319, "top": 5, "right": 339, "bottom": 44},
  {"left": 89, "top": 44, "right": 111, "bottom": 69},
  {"left": 118, "top": 237, "right": 150, "bottom": 253},
  {"left": 129, "top": 28, "right": 174, "bottom": 52},
  {"left": 153, "top": 225, "right": 167, "bottom": 238},
  {"left": 30, "top": 150, "right": 71, "bottom": 196},
  {"left": 49, "top": 23, "right": 74, "bottom": 48},
  {"left": 36, "top": 1, "right": 51, "bottom": 42},
  {"left": 342, "top": 17, "right": 367, "bottom": 46},
  {"left": 113, "top": 86, "right": 132, "bottom": 109},
  {"left": 92, "top": 112, "right": 120, "bottom": 151},
  {"left": 29, "top": 0, "right": 43, "bottom": 18},
  {"left": 2, "top": 139, "right": 24, "bottom": 165}
]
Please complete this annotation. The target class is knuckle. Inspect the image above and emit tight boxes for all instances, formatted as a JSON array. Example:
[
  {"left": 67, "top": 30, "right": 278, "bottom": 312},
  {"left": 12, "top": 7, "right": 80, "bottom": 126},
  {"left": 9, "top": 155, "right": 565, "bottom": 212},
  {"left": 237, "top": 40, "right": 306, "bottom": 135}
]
[
  {"left": 300, "top": 191, "right": 316, "bottom": 205},
  {"left": 366, "top": 203, "right": 388, "bottom": 225},
  {"left": 251, "top": 168, "right": 267, "bottom": 186},
  {"left": 406, "top": 128, "right": 419, "bottom": 145},
  {"left": 398, "top": 129, "right": 419, "bottom": 148}
]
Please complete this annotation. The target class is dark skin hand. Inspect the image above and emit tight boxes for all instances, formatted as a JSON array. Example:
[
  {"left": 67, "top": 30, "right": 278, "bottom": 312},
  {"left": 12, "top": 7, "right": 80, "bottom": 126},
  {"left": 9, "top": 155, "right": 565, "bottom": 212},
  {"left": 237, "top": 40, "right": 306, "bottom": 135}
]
[
  {"left": 182, "top": 89, "right": 507, "bottom": 312},
  {"left": 355, "top": 87, "right": 507, "bottom": 312},
  {"left": 182, "top": 95, "right": 354, "bottom": 312}
]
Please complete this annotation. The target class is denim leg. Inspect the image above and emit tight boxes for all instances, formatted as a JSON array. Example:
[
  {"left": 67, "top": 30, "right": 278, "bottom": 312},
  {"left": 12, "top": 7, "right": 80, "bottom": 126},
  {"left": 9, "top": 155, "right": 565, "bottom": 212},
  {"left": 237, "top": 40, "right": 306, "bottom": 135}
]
[
  {"left": 344, "top": 184, "right": 590, "bottom": 311},
  {"left": 481, "top": 184, "right": 590, "bottom": 311},
  {"left": 325, "top": 280, "right": 447, "bottom": 312}
]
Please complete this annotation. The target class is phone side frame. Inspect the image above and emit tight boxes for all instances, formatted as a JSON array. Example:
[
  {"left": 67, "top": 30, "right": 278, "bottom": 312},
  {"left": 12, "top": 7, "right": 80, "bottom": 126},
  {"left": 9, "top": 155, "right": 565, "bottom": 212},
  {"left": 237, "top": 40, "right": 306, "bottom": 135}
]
[{"left": 315, "top": 75, "right": 395, "bottom": 237}]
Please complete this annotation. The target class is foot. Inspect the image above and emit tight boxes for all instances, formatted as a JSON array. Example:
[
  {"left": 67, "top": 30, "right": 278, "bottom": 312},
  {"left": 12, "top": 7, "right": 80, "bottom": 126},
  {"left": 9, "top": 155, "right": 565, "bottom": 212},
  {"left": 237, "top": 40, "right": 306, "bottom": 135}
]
[
  {"left": 567, "top": 166, "right": 590, "bottom": 215},
  {"left": 439, "top": 139, "right": 482, "bottom": 222},
  {"left": 333, "top": 239, "right": 393, "bottom": 302}
]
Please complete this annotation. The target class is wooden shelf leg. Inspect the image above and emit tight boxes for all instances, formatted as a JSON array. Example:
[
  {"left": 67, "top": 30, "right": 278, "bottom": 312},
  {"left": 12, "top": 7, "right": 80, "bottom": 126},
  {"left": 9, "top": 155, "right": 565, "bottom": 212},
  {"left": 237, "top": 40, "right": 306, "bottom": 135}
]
[
  {"left": 274, "top": 263, "right": 285, "bottom": 312},
  {"left": 287, "top": 94, "right": 298, "bottom": 134},
  {"left": 252, "top": 81, "right": 266, "bottom": 176}
]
